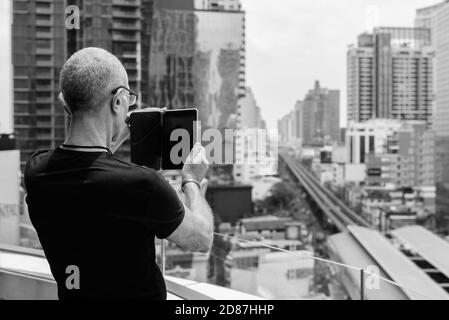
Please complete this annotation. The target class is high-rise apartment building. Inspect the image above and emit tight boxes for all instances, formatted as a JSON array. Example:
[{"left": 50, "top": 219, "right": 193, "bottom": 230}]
[
  {"left": 149, "top": 0, "right": 245, "bottom": 130},
  {"left": 302, "top": 81, "right": 339, "bottom": 146},
  {"left": 415, "top": 1, "right": 449, "bottom": 137},
  {"left": 415, "top": 2, "right": 449, "bottom": 213},
  {"left": 277, "top": 112, "right": 292, "bottom": 145},
  {"left": 12, "top": 0, "right": 244, "bottom": 167},
  {"left": 237, "top": 87, "right": 264, "bottom": 130},
  {"left": 433, "top": 4, "right": 449, "bottom": 137},
  {"left": 277, "top": 101, "right": 302, "bottom": 146},
  {"left": 347, "top": 28, "right": 434, "bottom": 127},
  {"left": 13, "top": 0, "right": 68, "bottom": 167},
  {"left": 278, "top": 82, "right": 339, "bottom": 148},
  {"left": 415, "top": 0, "right": 448, "bottom": 45},
  {"left": 415, "top": 2, "right": 449, "bottom": 226},
  {"left": 292, "top": 101, "right": 303, "bottom": 141},
  {"left": 13, "top": 0, "right": 154, "bottom": 165}
]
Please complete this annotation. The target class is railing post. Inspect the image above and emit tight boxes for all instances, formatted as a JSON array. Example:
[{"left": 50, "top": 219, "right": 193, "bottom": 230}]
[
  {"left": 161, "top": 239, "right": 166, "bottom": 276},
  {"left": 360, "top": 268, "right": 365, "bottom": 300}
]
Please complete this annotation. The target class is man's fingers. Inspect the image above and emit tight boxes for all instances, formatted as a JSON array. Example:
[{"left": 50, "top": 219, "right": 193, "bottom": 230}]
[
  {"left": 201, "top": 150, "right": 209, "bottom": 166},
  {"left": 189, "top": 144, "right": 203, "bottom": 162},
  {"left": 192, "top": 147, "right": 205, "bottom": 164}
]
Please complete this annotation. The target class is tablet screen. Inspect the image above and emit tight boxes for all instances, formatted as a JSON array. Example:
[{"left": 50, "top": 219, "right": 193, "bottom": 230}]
[
  {"left": 130, "top": 111, "right": 162, "bottom": 170},
  {"left": 162, "top": 109, "right": 198, "bottom": 170}
]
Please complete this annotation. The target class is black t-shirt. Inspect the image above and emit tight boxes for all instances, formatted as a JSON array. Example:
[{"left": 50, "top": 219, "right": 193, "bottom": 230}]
[{"left": 24, "top": 147, "right": 185, "bottom": 300}]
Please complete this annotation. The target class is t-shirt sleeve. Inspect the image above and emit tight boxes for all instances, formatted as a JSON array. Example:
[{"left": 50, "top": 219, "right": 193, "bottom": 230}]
[{"left": 142, "top": 170, "right": 185, "bottom": 239}]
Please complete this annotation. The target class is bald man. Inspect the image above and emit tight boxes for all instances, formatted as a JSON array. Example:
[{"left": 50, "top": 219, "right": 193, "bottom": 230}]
[{"left": 24, "top": 48, "right": 213, "bottom": 300}]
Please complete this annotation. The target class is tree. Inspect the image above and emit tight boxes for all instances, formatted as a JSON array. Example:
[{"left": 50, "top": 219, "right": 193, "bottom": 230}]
[{"left": 261, "top": 181, "right": 297, "bottom": 213}]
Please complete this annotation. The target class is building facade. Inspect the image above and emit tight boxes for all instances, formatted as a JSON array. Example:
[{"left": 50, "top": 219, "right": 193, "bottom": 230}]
[
  {"left": 234, "top": 87, "right": 273, "bottom": 184},
  {"left": 365, "top": 121, "right": 435, "bottom": 188},
  {"left": 13, "top": 0, "right": 154, "bottom": 165},
  {"left": 277, "top": 100, "right": 304, "bottom": 147},
  {"left": 347, "top": 28, "right": 434, "bottom": 126},
  {"left": 415, "top": 0, "right": 448, "bottom": 45},
  {"left": 13, "top": 0, "right": 68, "bottom": 167},
  {"left": 302, "top": 81, "right": 340, "bottom": 146},
  {"left": 416, "top": 2, "right": 449, "bottom": 230},
  {"left": 149, "top": 0, "right": 245, "bottom": 130},
  {"left": 433, "top": 4, "right": 449, "bottom": 136},
  {"left": 346, "top": 119, "right": 402, "bottom": 165},
  {"left": 237, "top": 87, "right": 259, "bottom": 130},
  {"left": 12, "top": 0, "right": 245, "bottom": 168}
]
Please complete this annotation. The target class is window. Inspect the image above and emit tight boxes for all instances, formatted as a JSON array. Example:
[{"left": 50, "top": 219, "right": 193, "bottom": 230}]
[
  {"left": 36, "top": 14, "right": 50, "bottom": 21},
  {"left": 360, "top": 136, "right": 366, "bottom": 164},
  {"left": 13, "top": 1, "right": 28, "bottom": 11},
  {"left": 36, "top": 26, "right": 51, "bottom": 33},
  {"left": 36, "top": 39, "right": 51, "bottom": 49}
]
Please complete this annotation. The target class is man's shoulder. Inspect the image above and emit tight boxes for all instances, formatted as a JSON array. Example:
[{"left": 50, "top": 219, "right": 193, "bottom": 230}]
[
  {"left": 24, "top": 149, "right": 54, "bottom": 175},
  {"left": 108, "top": 156, "right": 168, "bottom": 186}
]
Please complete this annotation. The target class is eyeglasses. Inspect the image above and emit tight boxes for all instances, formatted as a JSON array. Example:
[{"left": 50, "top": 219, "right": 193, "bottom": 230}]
[{"left": 111, "top": 86, "right": 138, "bottom": 110}]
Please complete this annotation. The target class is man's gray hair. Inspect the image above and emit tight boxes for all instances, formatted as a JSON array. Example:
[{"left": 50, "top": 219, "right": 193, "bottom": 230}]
[{"left": 60, "top": 47, "right": 124, "bottom": 114}]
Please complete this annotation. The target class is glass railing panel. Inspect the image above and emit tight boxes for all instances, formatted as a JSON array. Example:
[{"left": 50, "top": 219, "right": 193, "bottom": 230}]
[{"left": 158, "top": 231, "right": 445, "bottom": 300}]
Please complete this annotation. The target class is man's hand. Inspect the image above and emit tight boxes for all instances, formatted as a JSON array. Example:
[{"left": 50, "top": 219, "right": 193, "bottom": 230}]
[
  {"left": 168, "top": 143, "right": 213, "bottom": 253},
  {"left": 182, "top": 143, "right": 209, "bottom": 183}
]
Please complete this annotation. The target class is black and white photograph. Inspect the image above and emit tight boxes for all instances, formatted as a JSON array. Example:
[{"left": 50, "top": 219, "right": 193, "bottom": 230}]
[{"left": 1, "top": 0, "right": 449, "bottom": 312}]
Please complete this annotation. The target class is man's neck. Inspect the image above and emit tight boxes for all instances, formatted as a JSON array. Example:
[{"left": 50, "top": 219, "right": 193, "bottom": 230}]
[{"left": 64, "top": 115, "right": 111, "bottom": 149}]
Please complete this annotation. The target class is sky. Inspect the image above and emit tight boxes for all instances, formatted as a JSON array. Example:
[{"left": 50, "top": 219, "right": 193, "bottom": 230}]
[
  {"left": 241, "top": 0, "right": 440, "bottom": 129},
  {"left": 0, "top": 0, "right": 441, "bottom": 133}
]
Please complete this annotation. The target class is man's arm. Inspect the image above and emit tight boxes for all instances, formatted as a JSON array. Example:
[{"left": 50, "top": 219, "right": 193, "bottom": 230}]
[{"left": 166, "top": 144, "right": 214, "bottom": 253}]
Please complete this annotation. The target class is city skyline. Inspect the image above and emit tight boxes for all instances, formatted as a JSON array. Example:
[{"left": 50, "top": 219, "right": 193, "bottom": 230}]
[
  {"left": 2, "top": 0, "right": 449, "bottom": 302},
  {"left": 0, "top": 0, "right": 441, "bottom": 132},
  {"left": 0, "top": 0, "right": 442, "bottom": 133},
  {"left": 242, "top": 0, "right": 440, "bottom": 130}
]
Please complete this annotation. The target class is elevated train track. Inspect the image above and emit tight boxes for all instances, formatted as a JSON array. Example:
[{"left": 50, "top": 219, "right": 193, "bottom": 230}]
[
  {"left": 280, "top": 151, "right": 449, "bottom": 299},
  {"left": 280, "top": 152, "right": 370, "bottom": 232}
]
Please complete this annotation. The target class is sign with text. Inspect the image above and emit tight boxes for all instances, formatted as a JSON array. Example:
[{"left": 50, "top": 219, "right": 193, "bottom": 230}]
[{"left": 0, "top": 150, "right": 20, "bottom": 245}]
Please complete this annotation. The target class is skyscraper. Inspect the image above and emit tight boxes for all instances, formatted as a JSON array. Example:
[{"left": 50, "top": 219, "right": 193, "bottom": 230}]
[
  {"left": 415, "top": 1, "right": 449, "bottom": 193},
  {"left": 149, "top": 0, "right": 245, "bottom": 130},
  {"left": 433, "top": 4, "right": 449, "bottom": 137},
  {"left": 277, "top": 101, "right": 302, "bottom": 146},
  {"left": 12, "top": 0, "right": 154, "bottom": 165},
  {"left": 302, "top": 81, "right": 340, "bottom": 146},
  {"left": 415, "top": 1, "right": 449, "bottom": 136},
  {"left": 237, "top": 87, "right": 260, "bottom": 130},
  {"left": 347, "top": 28, "right": 434, "bottom": 126},
  {"left": 148, "top": 0, "right": 196, "bottom": 111},
  {"left": 13, "top": 0, "right": 68, "bottom": 167},
  {"left": 415, "top": 0, "right": 449, "bottom": 45}
]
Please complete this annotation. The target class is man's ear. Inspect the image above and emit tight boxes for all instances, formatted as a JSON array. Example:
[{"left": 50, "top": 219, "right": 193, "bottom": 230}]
[
  {"left": 111, "top": 94, "right": 122, "bottom": 114},
  {"left": 59, "top": 93, "right": 72, "bottom": 118}
]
